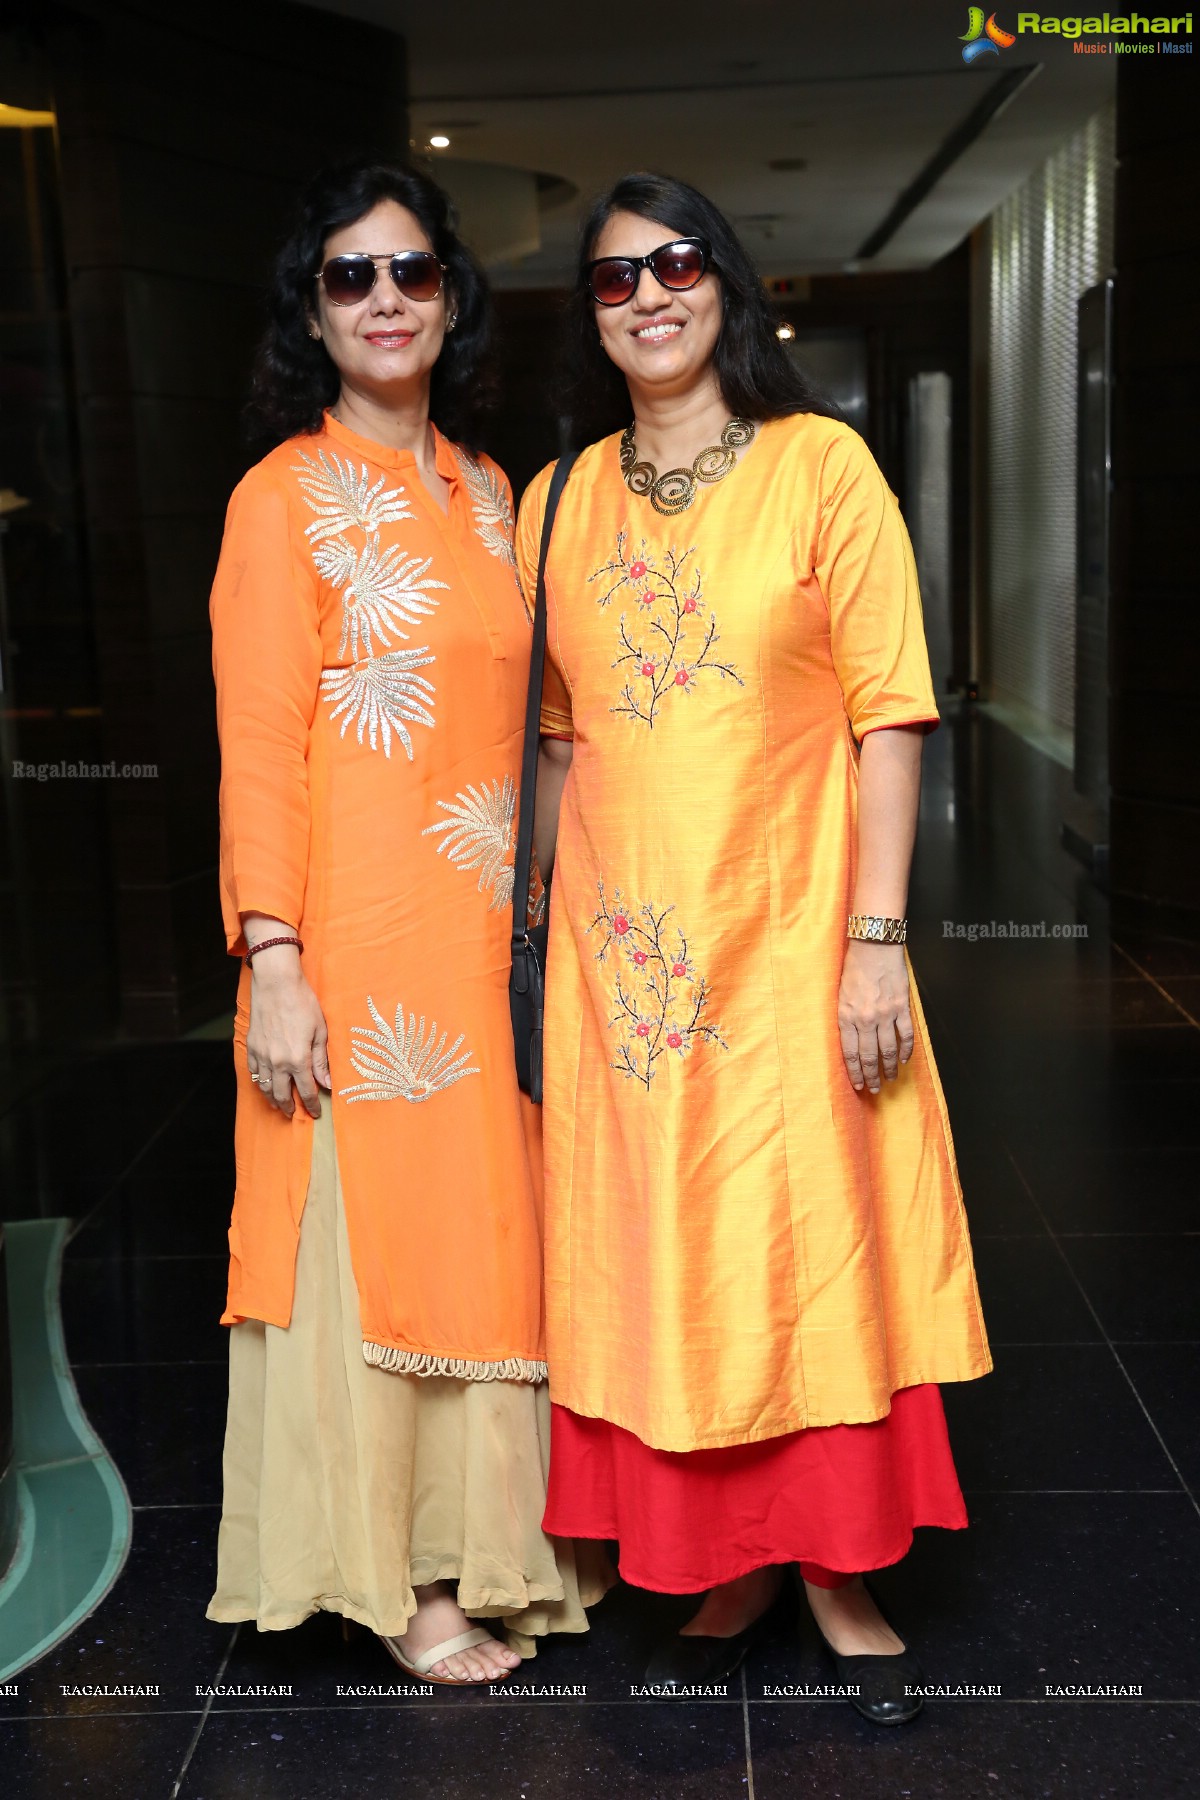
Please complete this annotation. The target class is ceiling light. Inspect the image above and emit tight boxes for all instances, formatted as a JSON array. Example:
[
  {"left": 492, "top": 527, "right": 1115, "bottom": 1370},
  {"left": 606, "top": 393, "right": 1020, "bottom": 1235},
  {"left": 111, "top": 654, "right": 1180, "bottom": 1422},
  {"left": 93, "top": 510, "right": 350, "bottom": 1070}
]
[
  {"left": 776, "top": 322, "right": 796, "bottom": 343},
  {"left": 429, "top": 134, "right": 450, "bottom": 149},
  {"left": 768, "top": 158, "right": 807, "bottom": 173}
]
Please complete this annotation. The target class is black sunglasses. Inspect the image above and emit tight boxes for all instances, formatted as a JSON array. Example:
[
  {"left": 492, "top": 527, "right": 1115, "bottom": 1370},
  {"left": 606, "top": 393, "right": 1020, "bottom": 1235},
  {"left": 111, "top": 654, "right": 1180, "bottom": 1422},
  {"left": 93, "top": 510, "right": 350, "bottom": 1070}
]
[
  {"left": 584, "top": 237, "right": 712, "bottom": 307},
  {"left": 315, "top": 250, "right": 446, "bottom": 307}
]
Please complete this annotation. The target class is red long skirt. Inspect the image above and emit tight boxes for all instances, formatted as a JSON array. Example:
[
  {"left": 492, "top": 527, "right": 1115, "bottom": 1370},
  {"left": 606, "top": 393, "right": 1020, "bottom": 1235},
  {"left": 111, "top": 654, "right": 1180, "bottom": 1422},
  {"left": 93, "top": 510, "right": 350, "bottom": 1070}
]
[{"left": 543, "top": 1384, "right": 968, "bottom": 1594}]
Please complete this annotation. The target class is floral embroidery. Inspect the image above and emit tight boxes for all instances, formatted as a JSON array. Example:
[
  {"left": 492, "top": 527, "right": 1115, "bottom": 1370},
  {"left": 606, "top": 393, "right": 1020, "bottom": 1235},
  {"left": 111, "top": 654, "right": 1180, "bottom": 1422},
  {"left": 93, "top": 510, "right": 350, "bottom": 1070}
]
[
  {"left": 292, "top": 449, "right": 414, "bottom": 542},
  {"left": 588, "top": 882, "right": 728, "bottom": 1088},
  {"left": 453, "top": 447, "right": 518, "bottom": 571},
  {"left": 320, "top": 649, "right": 436, "bottom": 760},
  {"left": 313, "top": 538, "right": 447, "bottom": 660},
  {"left": 588, "top": 531, "right": 743, "bottom": 728},
  {"left": 423, "top": 775, "right": 546, "bottom": 921},
  {"left": 340, "top": 995, "right": 479, "bottom": 1103}
]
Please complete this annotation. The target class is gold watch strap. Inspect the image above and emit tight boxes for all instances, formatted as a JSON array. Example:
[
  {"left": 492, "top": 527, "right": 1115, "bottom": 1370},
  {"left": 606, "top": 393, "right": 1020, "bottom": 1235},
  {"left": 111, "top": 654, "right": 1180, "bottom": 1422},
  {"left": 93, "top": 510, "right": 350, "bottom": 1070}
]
[{"left": 847, "top": 913, "right": 908, "bottom": 944}]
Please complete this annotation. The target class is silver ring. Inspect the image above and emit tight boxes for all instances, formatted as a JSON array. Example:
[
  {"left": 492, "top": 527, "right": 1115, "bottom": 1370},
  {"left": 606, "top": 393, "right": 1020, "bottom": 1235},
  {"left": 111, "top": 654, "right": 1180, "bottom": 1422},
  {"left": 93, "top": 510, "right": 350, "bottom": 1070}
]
[{"left": 257, "top": 1075, "right": 272, "bottom": 1087}]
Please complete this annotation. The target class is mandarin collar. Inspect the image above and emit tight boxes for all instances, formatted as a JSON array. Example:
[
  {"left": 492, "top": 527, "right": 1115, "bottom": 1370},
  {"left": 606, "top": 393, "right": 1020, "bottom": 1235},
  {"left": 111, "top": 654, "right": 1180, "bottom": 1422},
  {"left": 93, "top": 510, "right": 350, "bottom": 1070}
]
[{"left": 320, "top": 409, "right": 459, "bottom": 482}]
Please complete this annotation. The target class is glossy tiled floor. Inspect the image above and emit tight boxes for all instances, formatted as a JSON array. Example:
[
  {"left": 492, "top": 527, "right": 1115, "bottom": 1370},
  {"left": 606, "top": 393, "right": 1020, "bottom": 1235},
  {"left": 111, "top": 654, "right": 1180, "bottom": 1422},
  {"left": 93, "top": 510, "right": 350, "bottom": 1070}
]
[{"left": 1, "top": 708, "right": 1198, "bottom": 1799}]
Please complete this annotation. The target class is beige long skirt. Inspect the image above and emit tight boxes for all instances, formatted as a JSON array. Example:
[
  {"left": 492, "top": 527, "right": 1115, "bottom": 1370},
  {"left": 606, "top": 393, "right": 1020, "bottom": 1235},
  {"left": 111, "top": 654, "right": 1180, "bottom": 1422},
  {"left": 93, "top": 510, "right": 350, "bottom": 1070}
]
[{"left": 207, "top": 1098, "right": 613, "bottom": 1655}]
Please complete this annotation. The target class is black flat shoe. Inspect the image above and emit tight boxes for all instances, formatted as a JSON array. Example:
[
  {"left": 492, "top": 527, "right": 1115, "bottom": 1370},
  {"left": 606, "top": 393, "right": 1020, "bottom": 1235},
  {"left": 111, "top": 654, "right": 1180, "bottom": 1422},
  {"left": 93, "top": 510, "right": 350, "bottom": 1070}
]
[
  {"left": 809, "top": 1583, "right": 925, "bottom": 1727},
  {"left": 643, "top": 1594, "right": 787, "bottom": 1697},
  {"left": 805, "top": 1576, "right": 928, "bottom": 1728},
  {"left": 813, "top": 1627, "right": 925, "bottom": 1725}
]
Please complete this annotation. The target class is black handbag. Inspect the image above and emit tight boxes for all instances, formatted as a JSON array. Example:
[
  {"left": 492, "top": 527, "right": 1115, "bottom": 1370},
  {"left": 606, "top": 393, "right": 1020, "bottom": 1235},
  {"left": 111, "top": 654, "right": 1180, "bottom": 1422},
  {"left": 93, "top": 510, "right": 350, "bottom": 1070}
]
[{"left": 510, "top": 448, "right": 578, "bottom": 1102}]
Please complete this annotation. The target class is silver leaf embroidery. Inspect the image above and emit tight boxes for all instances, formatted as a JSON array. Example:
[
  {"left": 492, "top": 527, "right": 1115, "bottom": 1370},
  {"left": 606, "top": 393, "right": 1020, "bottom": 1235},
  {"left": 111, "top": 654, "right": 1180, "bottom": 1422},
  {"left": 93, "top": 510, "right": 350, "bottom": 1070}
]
[
  {"left": 422, "top": 777, "right": 516, "bottom": 910},
  {"left": 313, "top": 537, "right": 448, "bottom": 660},
  {"left": 340, "top": 994, "right": 479, "bottom": 1103},
  {"left": 453, "top": 447, "right": 518, "bottom": 571},
  {"left": 320, "top": 649, "right": 436, "bottom": 760},
  {"left": 292, "top": 449, "right": 414, "bottom": 542}
]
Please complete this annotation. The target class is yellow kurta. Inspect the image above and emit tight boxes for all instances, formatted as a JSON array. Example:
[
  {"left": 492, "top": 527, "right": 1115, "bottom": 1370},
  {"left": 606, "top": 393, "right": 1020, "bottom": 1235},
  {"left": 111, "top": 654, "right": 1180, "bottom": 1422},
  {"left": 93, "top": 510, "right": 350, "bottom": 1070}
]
[{"left": 515, "top": 413, "right": 992, "bottom": 1454}]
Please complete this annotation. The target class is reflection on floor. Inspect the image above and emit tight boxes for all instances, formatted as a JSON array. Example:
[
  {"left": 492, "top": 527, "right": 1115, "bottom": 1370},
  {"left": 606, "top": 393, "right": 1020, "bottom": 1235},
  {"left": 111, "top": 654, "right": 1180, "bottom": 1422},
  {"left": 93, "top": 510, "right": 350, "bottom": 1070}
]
[{"left": 0, "top": 709, "right": 1198, "bottom": 1799}]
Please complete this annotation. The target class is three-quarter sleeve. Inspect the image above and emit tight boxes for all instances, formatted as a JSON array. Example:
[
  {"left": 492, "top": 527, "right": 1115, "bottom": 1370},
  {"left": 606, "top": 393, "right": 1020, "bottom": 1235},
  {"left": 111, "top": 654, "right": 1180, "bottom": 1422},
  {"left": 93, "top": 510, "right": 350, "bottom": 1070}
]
[
  {"left": 515, "top": 464, "right": 575, "bottom": 741},
  {"left": 813, "top": 427, "right": 939, "bottom": 741},
  {"left": 210, "top": 469, "right": 323, "bottom": 955}
]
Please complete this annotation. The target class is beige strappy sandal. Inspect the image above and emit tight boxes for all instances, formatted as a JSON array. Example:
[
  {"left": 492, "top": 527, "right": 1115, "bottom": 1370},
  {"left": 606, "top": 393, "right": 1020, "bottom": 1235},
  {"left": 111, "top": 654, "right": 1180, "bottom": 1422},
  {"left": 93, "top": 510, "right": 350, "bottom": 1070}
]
[{"left": 380, "top": 1626, "right": 514, "bottom": 1687}]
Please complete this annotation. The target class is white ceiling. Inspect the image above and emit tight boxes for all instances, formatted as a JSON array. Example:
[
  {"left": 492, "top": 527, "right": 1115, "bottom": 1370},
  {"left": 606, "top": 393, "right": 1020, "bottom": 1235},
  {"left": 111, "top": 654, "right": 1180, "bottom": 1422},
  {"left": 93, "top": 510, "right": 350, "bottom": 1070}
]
[{"left": 292, "top": 0, "right": 1114, "bottom": 283}]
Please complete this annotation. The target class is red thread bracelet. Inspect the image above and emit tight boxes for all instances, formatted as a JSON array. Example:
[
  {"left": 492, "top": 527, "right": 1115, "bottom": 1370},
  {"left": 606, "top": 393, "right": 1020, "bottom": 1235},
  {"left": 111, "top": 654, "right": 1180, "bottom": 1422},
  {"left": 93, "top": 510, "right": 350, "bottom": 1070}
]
[{"left": 244, "top": 935, "right": 303, "bottom": 968}]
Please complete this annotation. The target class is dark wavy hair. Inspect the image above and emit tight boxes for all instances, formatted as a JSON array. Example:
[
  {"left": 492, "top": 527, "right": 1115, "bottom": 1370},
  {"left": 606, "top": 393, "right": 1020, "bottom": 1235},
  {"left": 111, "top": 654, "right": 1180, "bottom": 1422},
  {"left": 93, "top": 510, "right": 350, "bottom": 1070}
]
[
  {"left": 561, "top": 171, "right": 840, "bottom": 446},
  {"left": 247, "top": 159, "right": 497, "bottom": 450}
]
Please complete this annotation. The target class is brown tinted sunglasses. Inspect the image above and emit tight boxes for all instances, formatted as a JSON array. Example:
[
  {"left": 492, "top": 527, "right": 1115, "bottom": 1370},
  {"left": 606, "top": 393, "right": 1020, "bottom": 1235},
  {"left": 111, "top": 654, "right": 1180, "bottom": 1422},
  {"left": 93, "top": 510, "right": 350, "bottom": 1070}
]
[
  {"left": 584, "top": 238, "right": 712, "bottom": 306},
  {"left": 315, "top": 251, "right": 446, "bottom": 307}
]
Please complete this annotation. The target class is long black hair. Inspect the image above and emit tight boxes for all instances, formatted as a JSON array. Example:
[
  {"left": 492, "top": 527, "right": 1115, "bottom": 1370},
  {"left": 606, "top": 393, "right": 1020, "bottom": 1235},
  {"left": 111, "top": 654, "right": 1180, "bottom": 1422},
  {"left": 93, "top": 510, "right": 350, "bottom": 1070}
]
[
  {"left": 247, "top": 159, "right": 497, "bottom": 450},
  {"left": 561, "top": 171, "right": 839, "bottom": 446}
]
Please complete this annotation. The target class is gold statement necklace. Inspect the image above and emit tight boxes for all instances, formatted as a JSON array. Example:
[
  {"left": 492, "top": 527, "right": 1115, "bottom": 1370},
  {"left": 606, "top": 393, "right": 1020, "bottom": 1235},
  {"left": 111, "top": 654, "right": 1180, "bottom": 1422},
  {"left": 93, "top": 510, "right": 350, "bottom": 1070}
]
[{"left": 620, "top": 417, "right": 757, "bottom": 516}]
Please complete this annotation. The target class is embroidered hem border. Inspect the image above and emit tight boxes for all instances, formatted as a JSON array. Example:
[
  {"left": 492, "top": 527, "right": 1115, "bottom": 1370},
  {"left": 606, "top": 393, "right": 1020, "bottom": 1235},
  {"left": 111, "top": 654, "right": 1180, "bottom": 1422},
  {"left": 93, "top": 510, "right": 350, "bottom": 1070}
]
[{"left": 362, "top": 1340, "right": 548, "bottom": 1383}]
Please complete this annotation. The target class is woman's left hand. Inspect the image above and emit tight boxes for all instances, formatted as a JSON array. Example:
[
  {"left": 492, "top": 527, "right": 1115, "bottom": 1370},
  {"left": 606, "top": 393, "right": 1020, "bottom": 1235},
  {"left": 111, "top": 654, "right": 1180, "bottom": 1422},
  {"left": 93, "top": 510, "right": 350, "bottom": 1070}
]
[{"left": 837, "top": 939, "right": 914, "bottom": 1093}]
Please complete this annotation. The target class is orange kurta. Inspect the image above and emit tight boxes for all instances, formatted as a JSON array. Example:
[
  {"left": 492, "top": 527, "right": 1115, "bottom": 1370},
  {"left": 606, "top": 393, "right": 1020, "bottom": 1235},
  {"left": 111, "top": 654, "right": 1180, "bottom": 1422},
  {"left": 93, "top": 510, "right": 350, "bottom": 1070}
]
[
  {"left": 515, "top": 413, "right": 993, "bottom": 1452},
  {"left": 211, "top": 411, "right": 545, "bottom": 1377}
]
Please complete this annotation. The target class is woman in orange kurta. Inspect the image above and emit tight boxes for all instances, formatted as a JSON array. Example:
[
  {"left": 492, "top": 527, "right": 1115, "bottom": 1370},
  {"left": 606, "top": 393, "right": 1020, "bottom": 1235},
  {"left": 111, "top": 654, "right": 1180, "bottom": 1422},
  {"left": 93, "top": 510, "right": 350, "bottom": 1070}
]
[
  {"left": 518, "top": 174, "right": 992, "bottom": 1724},
  {"left": 206, "top": 161, "right": 606, "bottom": 1683}
]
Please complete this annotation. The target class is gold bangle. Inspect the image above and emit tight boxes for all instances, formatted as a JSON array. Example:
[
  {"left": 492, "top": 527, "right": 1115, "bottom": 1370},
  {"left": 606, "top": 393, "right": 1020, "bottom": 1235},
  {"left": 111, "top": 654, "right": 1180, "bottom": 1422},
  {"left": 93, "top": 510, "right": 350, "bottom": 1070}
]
[{"left": 847, "top": 914, "right": 907, "bottom": 944}]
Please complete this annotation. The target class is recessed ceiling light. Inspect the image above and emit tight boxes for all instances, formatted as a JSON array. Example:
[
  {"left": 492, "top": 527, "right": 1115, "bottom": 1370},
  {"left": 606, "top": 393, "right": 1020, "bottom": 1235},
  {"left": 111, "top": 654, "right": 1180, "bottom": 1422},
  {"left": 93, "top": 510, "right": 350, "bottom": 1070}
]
[{"left": 429, "top": 134, "right": 450, "bottom": 149}]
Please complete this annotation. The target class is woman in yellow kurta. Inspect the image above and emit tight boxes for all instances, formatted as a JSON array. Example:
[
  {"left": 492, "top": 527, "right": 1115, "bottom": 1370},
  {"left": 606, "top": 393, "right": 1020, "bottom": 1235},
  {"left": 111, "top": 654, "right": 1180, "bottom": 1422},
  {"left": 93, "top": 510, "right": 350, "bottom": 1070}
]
[
  {"left": 207, "top": 160, "right": 607, "bottom": 1683},
  {"left": 517, "top": 174, "right": 992, "bottom": 1724}
]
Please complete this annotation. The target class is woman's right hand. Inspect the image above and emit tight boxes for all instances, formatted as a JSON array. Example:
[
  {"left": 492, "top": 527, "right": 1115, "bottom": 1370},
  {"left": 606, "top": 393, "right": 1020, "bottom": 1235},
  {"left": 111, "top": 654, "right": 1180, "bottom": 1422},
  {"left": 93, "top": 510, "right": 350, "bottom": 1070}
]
[{"left": 245, "top": 950, "right": 331, "bottom": 1120}]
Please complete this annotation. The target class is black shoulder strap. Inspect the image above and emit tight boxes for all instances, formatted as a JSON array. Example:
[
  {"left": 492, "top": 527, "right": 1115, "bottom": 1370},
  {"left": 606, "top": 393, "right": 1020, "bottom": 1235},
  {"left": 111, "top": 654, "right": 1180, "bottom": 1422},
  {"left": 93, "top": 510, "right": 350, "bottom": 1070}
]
[{"left": 511, "top": 450, "right": 580, "bottom": 951}]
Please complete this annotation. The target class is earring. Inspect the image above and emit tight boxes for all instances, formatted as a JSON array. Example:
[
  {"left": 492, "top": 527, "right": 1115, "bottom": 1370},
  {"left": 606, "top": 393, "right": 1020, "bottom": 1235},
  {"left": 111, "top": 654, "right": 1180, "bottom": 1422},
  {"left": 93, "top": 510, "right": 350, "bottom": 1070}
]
[{"left": 446, "top": 313, "right": 458, "bottom": 333}]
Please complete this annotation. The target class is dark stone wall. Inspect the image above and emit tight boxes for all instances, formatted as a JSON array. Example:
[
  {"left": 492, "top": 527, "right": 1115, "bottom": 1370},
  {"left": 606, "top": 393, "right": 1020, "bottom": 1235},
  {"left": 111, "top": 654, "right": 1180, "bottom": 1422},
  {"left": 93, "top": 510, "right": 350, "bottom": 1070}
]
[
  {"left": 0, "top": 104, "right": 111, "bottom": 1050},
  {"left": 31, "top": 0, "right": 408, "bottom": 1036},
  {"left": 1109, "top": 63, "right": 1200, "bottom": 939}
]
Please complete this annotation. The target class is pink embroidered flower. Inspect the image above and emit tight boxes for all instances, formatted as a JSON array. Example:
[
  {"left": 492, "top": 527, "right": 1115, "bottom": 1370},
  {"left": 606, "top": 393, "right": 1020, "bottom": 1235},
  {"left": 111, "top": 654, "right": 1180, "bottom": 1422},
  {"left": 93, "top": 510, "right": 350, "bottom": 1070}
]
[
  {"left": 588, "top": 880, "right": 728, "bottom": 1088},
  {"left": 590, "top": 532, "right": 745, "bottom": 730}
]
